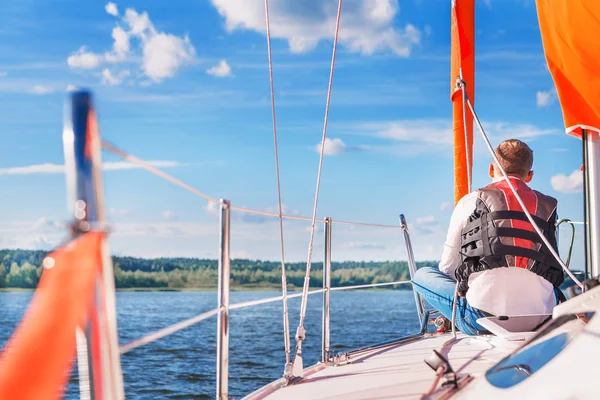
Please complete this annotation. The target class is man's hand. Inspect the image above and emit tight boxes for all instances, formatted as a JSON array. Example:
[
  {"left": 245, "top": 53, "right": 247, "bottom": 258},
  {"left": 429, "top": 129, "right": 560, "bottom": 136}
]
[{"left": 457, "top": 278, "right": 469, "bottom": 296}]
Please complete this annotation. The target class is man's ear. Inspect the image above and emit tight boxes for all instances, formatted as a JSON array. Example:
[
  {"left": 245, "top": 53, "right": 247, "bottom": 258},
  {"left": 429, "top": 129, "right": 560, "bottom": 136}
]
[
  {"left": 489, "top": 163, "right": 494, "bottom": 178},
  {"left": 524, "top": 170, "right": 534, "bottom": 183}
]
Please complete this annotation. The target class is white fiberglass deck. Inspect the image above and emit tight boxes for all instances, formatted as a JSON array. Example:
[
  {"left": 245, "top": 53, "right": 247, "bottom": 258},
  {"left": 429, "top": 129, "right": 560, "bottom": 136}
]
[{"left": 260, "top": 333, "right": 519, "bottom": 400}]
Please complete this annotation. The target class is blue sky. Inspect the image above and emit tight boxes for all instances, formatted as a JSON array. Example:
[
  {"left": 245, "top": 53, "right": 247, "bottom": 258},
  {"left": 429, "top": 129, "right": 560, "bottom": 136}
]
[{"left": 0, "top": 0, "right": 587, "bottom": 268}]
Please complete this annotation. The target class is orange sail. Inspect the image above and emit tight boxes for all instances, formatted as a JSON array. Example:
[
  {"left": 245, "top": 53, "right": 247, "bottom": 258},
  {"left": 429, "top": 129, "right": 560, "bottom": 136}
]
[
  {"left": 451, "top": 0, "right": 475, "bottom": 204},
  {"left": 536, "top": 0, "right": 600, "bottom": 137},
  {"left": 0, "top": 232, "right": 104, "bottom": 400}
]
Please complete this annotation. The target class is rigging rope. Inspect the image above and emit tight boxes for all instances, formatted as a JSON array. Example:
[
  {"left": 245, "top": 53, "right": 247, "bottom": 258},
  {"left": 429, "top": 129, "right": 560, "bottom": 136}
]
[
  {"left": 556, "top": 219, "right": 577, "bottom": 268},
  {"left": 120, "top": 289, "right": 327, "bottom": 355},
  {"left": 458, "top": 70, "right": 472, "bottom": 193},
  {"left": 292, "top": 0, "right": 343, "bottom": 376},
  {"left": 102, "top": 141, "right": 219, "bottom": 204},
  {"left": 120, "top": 308, "right": 221, "bottom": 354},
  {"left": 264, "top": 0, "right": 292, "bottom": 371},
  {"left": 329, "top": 280, "right": 410, "bottom": 291},
  {"left": 103, "top": 141, "right": 398, "bottom": 228},
  {"left": 464, "top": 97, "right": 585, "bottom": 290}
]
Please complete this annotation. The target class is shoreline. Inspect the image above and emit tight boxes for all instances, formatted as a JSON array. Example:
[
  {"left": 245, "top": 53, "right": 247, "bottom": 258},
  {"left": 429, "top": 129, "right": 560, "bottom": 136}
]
[{"left": 0, "top": 286, "right": 411, "bottom": 293}]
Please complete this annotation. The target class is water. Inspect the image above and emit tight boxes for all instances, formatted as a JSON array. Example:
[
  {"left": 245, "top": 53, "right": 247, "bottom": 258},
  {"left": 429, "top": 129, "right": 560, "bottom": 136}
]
[{"left": 0, "top": 290, "right": 420, "bottom": 399}]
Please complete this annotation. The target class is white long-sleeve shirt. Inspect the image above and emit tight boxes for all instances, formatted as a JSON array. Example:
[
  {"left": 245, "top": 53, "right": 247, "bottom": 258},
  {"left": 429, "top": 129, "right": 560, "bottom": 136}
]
[{"left": 439, "top": 177, "right": 557, "bottom": 316}]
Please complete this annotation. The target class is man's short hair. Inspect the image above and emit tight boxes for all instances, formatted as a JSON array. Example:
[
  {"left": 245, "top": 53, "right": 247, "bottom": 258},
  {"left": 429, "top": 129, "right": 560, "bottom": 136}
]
[{"left": 494, "top": 139, "right": 533, "bottom": 179}]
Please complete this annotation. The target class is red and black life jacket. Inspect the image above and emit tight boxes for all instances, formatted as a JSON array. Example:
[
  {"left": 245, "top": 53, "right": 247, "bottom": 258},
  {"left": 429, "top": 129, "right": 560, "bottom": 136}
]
[{"left": 456, "top": 178, "right": 564, "bottom": 292}]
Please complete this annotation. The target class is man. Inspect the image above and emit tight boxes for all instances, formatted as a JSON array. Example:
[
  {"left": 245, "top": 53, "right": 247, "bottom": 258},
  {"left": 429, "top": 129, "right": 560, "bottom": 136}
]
[{"left": 412, "top": 139, "right": 564, "bottom": 335}]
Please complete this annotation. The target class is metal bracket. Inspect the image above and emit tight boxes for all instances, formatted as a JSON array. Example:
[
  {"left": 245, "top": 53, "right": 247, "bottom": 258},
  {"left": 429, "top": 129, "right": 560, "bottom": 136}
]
[{"left": 424, "top": 350, "right": 458, "bottom": 389}]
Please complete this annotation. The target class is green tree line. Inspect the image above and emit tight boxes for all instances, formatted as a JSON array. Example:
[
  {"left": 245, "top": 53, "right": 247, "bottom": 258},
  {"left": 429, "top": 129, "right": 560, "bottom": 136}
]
[
  {"left": 0, "top": 249, "right": 584, "bottom": 290},
  {"left": 0, "top": 249, "right": 437, "bottom": 289}
]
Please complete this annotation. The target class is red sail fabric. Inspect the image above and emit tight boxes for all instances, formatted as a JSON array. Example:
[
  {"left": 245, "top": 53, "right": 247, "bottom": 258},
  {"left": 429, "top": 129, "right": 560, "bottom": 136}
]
[
  {"left": 0, "top": 232, "right": 104, "bottom": 400},
  {"left": 451, "top": 0, "right": 475, "bottom": 205},
  {"left": 536, "top": 0, "right": 600, "bottom": 138}
]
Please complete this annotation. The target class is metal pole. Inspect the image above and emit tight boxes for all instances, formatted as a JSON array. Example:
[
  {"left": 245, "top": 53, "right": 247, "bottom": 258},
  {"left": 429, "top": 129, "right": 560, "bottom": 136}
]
[
  {"left": 399, "top": 214, "right": 426, "bottom": 327},
  {"left": 584, "top": 130, "right": 600, "bottom": 279},
  {"left": 216, "top": 199, "right": 231, "bottom": 400},
  {"left": 63, "top": 90, "right": 124, "bottom": 400},
  {"left": 322, "top": 217, "right": 332, "bottom": 363},
  {"left": 582, "top": 130, "right": 590, "bottom": 280}
]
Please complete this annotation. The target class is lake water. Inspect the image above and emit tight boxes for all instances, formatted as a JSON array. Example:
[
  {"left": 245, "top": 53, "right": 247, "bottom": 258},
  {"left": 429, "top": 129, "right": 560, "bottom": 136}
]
[{"left": 0, "top": 290, "right": 420, "bottom": 399}]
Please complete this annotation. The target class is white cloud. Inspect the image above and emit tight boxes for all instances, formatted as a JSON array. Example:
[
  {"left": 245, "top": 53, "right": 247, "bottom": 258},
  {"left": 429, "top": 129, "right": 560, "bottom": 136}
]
[
  {"left": 536, "top": 89, "right": 556, "bottom": 107},
  {"left": 66, "top": 84, "right": 79, "bottom": 92},
  {"left": 109, "top": 208, "right": 131, "bottom": 218},
  {"left": 67, "top": 4, "right": 195, "bottom": 84},
  {"left": 105, "top": 2, "right": 119, "bottom": 17},
  {"left": 123, "top": 8, "right": 154, "bottom": 36},
  {"left": 343, "top": 119, "right": 558, "bottom": 156},
  {"left": 162, "top": 210, "right": 179, "bottom": 221},
  {"left": 102, "top": 160, "right": 182, "bottom": 171},
  {"left": 206, "top": 60, "right": 233, "bottom": 77},
  {"left": 107, "top": 26, "right": 129, "bottom": 61},
  {"left": 410, "top": 215, "right": 438, "bottom": 235},
  {"left": 415, "top": 215, "right": 437, "bottom": 225},
  {"left": 32, "top": 217, "right": 63, "bottom": 232},
  {"left": 204, "top": 201, "right": 220, "bottom": 216},
  {"left": 101, "top": 69, "right": 130, "bottom": 86},
  {"left": 29, "top": 85, "right": 54, "bottom": 95},
  {"left": 316, "top": 137, "right": 347, "bottom": 156},
  {"left": 0, "top": 160, "right": 184, "bottom": 175},
  {"left": 340, "top": 242, "right": 385, "bottom": 250},
  {"left": 210, "top": 0, "right": 421, "bottom": 56},
  {"left": 142, "top": 33, "right": 195, "bottom": 82},
  {"left": 231, "top": 250, "right": 254, "bottom": 259},
  {"left": 551, "top": 170, "right": 583, "bottom": 193},
  {"left": 440, "top": 202, "right": 452, "bottom": 211},
  {"left": 67, "top": 46, "right": 103, "bottom": 69},
  {"left": 364, "top": 119, "right": 453, "bottom": 145},
  {"left": 28, "top": 237, "right": 58, "bottom": 251}
]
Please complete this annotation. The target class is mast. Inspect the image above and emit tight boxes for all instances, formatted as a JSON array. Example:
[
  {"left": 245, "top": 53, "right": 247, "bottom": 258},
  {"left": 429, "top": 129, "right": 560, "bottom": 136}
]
[
  {"left": 451, "top": 0, "right": 475, "bottom": 204},
  {"left": 63, "top": 90, "right": 125, "bottom": 399}
]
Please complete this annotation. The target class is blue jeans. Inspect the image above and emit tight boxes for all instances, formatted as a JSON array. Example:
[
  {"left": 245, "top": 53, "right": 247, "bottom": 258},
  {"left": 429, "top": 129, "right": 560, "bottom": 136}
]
[{"left": 412, "top": 267, "right": 488, "bottom": 335}]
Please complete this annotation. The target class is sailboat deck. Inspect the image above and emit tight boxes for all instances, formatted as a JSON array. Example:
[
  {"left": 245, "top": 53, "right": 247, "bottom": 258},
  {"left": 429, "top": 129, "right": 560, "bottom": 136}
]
[{"left": 259, "top": 333, "right": 519, "bottom": 400}]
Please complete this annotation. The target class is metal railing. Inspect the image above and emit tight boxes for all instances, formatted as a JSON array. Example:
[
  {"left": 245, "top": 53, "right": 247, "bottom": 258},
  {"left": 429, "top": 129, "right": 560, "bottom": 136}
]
[{"left": 64, "top": 90, "right": 426, "bottom": 400}]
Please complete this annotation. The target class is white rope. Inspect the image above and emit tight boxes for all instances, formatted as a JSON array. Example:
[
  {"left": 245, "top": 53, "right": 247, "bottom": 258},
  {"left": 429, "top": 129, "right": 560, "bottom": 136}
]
[
  {"left": 120, "top": 307, "right": 221, "bottom": 354},
  {"left": 332, "top": 220, "right": 401, "bottom": 229},
  {"left": 230, "top": 289, "right": 326, "bottom": 310},
  {"left": 451, "top": 282, "right": 458, "bottom": 338},
  {"left": 465, "top": 98, "right": 585, "bottom": 290},
  {"left": 102, "top": 141, "right": 219, "bottom": 204},
  {"left": 294, "top": 0, "right": 343, "bottom": 360},
  {"left": 120, "top": 289, "right": 329, "bottom": 355},
  {"left": 459, "top": 70, "right": 472, "bottom": 192},
  {"left": 330, "top": 280, "right": 411, "bottom": 291},
  {"left": 264, "top": 0, "right": 292, "bottom": 368},
  {"left": 230, "top": 205, "right": 317, "bottom": 222},
  {"left": 104, "top": 141, "right": 400, "bottom": 229}
]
